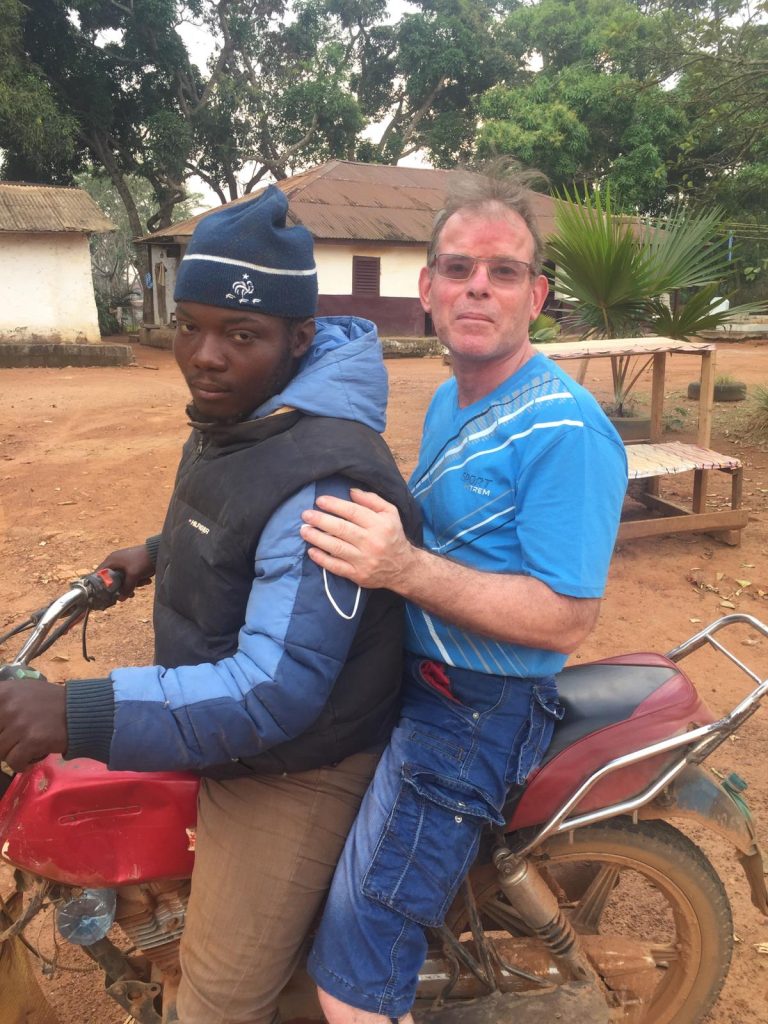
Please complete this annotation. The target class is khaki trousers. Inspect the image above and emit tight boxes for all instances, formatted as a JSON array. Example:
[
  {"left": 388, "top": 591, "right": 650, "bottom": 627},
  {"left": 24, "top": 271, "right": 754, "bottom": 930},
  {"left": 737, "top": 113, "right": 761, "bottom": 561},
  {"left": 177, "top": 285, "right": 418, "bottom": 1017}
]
[{"left": 177, "top": 752, "right": 380, "bottom": 1024}]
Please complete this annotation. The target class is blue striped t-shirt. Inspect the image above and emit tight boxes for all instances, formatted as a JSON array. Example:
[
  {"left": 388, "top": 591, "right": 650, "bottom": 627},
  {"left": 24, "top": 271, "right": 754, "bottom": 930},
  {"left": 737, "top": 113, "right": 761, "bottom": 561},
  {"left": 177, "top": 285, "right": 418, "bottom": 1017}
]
[{"left": 404, "top": 352, "right": 627, "bottom": 677}]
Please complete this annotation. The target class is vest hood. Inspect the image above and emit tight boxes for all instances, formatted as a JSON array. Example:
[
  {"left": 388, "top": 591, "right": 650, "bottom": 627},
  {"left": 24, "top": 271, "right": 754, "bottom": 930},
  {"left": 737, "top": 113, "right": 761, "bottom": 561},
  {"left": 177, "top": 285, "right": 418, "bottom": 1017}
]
[{"left": 255, "top": 316, "right": 387, "bottom": 432}]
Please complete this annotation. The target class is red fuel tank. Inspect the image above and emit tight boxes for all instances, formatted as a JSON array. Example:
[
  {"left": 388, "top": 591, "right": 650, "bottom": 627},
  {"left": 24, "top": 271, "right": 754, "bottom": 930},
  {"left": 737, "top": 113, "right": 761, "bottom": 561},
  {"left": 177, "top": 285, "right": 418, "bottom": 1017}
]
[{"left": 0, "top": 756, "right": 199, "bottom": 887}]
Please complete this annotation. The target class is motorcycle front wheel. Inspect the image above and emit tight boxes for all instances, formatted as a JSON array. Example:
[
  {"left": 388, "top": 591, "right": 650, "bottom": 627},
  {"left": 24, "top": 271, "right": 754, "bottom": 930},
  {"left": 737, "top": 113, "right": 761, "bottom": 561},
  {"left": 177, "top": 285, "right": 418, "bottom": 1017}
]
[{"left": 454, "top": 817, "right": 733, "bottom": 1024}]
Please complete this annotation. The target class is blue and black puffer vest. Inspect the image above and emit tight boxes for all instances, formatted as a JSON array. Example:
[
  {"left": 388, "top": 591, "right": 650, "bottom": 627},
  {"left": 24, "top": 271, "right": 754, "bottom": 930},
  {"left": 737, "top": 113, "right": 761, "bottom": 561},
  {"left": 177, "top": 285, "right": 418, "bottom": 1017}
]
[{"left": 153, "top": 408, "right": 421, "bottom": 776}]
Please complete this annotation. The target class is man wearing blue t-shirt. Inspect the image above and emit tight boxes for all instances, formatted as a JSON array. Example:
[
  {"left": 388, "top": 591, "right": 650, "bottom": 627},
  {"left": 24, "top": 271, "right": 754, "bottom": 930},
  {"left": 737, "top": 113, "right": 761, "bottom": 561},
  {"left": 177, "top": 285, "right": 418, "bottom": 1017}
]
[{"left": 300, "top": 167, "right": 628, "bottom": 1024}]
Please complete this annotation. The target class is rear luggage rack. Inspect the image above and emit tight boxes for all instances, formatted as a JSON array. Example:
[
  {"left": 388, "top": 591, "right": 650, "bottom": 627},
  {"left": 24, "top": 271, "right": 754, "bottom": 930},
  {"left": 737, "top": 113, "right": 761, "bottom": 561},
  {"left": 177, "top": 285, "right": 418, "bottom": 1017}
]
[{"left": 513, "top": 614, "right": 768, "bottom": 858}]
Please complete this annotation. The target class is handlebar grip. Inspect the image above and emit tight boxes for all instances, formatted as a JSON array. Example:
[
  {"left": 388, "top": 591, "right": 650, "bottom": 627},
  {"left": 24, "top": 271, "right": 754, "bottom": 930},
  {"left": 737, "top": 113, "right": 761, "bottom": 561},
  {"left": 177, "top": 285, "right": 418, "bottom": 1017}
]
[
  {"left": 0, "top": 664, "right": 45, "bottom": 682},
  {"left": 84, "top": 568, "right": 125, "bottom": 610}
]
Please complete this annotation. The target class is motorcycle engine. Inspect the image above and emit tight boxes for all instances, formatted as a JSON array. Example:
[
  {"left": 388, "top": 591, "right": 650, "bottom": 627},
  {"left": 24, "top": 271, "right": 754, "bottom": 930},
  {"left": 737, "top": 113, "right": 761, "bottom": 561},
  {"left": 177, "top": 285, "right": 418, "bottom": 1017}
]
[{"left": 116, "top": 879, "right": 190, "bottom": 977}]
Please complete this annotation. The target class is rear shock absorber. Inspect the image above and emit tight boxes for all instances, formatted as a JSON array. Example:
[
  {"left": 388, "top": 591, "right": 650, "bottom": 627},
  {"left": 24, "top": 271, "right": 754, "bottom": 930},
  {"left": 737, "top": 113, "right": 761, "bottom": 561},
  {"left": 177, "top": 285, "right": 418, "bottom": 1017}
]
[{"left": 492, "top": 848, "right": 604, "bottom": 988}]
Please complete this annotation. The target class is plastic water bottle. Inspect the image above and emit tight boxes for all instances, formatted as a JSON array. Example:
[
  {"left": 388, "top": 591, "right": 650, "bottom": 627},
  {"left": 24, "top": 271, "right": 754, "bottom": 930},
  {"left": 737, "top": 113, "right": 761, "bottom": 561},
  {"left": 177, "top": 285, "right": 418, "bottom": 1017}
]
[{"left": 56, "top": 887, "right": 117, "bottom": 945}]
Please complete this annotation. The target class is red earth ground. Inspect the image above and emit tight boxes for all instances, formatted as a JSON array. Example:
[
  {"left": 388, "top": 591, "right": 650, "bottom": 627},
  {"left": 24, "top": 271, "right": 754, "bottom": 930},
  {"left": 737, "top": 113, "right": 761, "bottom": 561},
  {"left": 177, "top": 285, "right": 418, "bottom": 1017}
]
[{"left": 1, "top": 339, "right": 767, "bottom": 1023}]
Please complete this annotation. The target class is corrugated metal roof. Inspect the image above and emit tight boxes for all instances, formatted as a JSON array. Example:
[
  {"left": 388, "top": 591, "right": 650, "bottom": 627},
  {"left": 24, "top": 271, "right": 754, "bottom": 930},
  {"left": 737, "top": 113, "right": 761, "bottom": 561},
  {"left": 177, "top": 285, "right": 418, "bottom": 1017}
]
[
  {"left": 139, "top": 161, "right": 560, "bottom": 244},
  {"left": 286, "top": 205, "right": 437, "bottom": 242},
  {"left": 0, "top": 183, "right": 115, "bottom": 234}
]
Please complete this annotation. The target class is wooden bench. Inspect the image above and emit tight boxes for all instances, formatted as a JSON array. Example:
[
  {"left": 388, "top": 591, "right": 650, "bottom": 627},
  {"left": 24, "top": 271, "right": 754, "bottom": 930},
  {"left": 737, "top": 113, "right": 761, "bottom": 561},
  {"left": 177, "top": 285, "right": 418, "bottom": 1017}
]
[
  {"left": 536, "top": 338, "right": 750, "bottom": 545},
  {"left": 620, "top": 441, "right": 748, "bottom": 544}
]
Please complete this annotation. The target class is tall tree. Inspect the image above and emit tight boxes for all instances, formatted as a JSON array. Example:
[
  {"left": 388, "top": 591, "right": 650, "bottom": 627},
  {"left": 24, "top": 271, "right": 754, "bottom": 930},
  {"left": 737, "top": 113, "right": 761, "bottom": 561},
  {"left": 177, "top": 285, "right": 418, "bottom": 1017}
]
[
  {"left": 475, "top": 0, "right": 688, "bottom": 211},
  {"left": 470, "top": 0, "right": 768, "bottom": 299},
  {"left": 189, "top": 0, "right": 366, "bottom": 198},
  {"left": 6, "top": 1, "right": 369, "bottom": 219},
  {"left": 669, "top": 1, "right": 768, "bottom": 201},
  {"left": 351, "top": 0, "right": 518, "bottom": 166}
]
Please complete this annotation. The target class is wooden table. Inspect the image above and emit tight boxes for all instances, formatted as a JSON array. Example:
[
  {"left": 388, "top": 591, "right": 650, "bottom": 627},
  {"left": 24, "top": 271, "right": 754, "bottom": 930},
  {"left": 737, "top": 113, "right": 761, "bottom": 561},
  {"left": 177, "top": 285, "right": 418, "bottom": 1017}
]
[{"left": 534, "top": 338, "right": 748, "bottom": 545}]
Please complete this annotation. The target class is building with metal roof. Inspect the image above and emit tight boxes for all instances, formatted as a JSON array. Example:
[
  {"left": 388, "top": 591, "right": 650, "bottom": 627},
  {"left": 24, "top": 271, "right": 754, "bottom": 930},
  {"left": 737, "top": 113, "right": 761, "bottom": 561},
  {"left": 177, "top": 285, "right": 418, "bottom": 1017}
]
[
  {"left": 139, "top": 161, "right": 560, "bottom": 340},
  {"left": 0, "top": 183, "right": 115, "bottom": 346}
]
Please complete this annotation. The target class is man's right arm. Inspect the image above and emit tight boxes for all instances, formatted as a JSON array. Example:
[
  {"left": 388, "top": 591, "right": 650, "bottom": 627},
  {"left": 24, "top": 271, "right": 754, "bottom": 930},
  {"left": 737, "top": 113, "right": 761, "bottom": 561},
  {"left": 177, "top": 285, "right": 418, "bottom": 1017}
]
[
  {"left": 300, "top": 418, "right": 627, "bottom": 654},
  {"left": 302, "top": 491, "right": 600, "bottom": 653}
]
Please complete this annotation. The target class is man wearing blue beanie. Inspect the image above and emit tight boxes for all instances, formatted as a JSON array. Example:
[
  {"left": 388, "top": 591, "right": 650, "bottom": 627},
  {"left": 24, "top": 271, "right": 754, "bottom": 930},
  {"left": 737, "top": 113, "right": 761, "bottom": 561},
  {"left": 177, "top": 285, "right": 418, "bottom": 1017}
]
[{"left": 0, "top": 185, "right": 419, "bottom": 1023}]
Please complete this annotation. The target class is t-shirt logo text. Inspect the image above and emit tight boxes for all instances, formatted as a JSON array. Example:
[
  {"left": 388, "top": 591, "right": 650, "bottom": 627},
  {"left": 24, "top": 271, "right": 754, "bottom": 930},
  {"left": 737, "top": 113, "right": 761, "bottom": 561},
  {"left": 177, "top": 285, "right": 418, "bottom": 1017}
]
[{"left": 462, "top": 471, "right": 492, "bottom": 497}]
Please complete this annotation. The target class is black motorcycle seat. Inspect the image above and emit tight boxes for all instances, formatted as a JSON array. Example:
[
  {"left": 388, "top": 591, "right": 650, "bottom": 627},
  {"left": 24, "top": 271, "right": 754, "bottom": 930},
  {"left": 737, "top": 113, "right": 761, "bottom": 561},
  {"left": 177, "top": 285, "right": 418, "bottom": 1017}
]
[{"left": 543, "top": 660, "right": 681, "bottom": 766}]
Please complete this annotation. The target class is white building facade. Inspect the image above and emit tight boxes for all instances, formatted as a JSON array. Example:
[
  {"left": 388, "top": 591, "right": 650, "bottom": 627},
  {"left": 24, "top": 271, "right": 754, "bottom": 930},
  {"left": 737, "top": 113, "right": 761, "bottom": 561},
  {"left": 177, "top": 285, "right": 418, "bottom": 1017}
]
[{"left": 0, "top": 184, "right": 114, "bottom": 345}]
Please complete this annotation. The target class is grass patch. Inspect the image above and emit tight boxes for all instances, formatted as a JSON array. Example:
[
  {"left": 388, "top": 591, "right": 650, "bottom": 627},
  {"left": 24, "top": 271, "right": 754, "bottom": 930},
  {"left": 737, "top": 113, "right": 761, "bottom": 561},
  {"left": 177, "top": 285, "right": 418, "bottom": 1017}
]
[{"left": 743, "top": 384, "right": 768, "bottom": 442}]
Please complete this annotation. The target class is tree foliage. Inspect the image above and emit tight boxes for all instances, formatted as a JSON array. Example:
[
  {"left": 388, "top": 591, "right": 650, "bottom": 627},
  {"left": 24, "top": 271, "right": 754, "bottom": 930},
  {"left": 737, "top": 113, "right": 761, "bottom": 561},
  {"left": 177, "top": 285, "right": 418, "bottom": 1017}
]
[
  {"left": 475, "top": 0, "right": 689, "bottom": 211},
  {"left": 473, "top": 0, "right": 768, "bottom": 212},
  {"left": 470, "top": 0, "right": 768, "bottom": 297},
  {"left": 0, "top": 0, "right": 78, "bottom": 180},
  {"left": 353, "top": 0, "right": 516, "bottom": 166},
  {"left": 2, "top": 0, "right": 516, "bottom": 212},
  {"left": 1, "top": 0, "right": 370, "bottom": 223},
  {"left": 3, "top": 0, "right": 768, "bottom": 304}
]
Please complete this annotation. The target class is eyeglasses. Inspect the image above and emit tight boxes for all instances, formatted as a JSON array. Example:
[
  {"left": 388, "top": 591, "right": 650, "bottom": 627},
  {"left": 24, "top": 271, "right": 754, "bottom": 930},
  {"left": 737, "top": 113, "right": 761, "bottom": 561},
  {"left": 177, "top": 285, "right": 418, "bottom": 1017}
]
[
  {"left": 432, "top": 254, "right": 534, "bottom": 286},
  {"left": 431, "top": 254, "right": 534, "bottom": 286}
]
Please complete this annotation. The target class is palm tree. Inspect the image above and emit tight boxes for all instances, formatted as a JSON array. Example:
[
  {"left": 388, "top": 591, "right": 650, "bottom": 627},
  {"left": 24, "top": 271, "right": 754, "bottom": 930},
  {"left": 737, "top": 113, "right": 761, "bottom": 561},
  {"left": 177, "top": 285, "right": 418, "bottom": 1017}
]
[{"left": 547, "top": 189, "right": 765, "bottom": 416}]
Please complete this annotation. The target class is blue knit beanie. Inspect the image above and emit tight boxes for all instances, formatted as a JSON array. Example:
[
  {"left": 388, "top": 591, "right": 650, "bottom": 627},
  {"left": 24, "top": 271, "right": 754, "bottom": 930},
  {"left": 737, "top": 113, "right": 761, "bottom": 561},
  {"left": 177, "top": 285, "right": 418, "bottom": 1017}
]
[{"left": 174, "top": 185, "right": 317, "bottom": 317}]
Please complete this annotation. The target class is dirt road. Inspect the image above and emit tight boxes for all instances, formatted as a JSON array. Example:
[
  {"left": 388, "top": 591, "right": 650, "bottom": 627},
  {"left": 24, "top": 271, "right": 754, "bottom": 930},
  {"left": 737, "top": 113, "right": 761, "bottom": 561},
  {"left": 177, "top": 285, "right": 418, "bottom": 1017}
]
[{"left": 1, "top": 340, "right": 767, "bottom": 1022}]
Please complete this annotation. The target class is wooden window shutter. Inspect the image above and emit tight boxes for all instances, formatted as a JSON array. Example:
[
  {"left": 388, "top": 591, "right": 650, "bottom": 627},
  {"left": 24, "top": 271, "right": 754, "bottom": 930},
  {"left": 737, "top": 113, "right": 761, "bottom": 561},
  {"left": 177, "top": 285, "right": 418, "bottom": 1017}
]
[{"left": 352, "top": 256, "right": 381, "bottom": 297}]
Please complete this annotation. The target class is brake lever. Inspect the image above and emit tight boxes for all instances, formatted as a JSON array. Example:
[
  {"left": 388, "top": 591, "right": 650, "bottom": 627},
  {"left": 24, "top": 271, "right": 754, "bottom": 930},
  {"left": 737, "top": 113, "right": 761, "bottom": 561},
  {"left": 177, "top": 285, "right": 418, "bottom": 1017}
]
[
  {"left": 0, "top": 606, "right": 52, "bottom": 647},
  {"left": 32, "top": 609, "right": 88, "bottom": 659},
  {"left": 11, "top": 584, "right": 91, "bottom": 666}
]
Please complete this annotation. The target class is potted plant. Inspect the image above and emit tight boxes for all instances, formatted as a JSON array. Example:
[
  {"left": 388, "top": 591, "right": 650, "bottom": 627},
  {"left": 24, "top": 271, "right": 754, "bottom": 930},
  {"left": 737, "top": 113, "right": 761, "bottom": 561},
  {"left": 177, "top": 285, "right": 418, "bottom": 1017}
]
[{"left": 547, "top": 189, "right": 766, "bottom": 435}]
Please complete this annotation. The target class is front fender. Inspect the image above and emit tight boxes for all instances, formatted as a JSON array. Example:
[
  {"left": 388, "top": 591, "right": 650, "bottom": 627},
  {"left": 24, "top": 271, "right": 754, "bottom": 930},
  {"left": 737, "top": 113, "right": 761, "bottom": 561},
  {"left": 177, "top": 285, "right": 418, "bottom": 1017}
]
[{"left": 638, "top": 763, "right": 768, "bottom": 915}]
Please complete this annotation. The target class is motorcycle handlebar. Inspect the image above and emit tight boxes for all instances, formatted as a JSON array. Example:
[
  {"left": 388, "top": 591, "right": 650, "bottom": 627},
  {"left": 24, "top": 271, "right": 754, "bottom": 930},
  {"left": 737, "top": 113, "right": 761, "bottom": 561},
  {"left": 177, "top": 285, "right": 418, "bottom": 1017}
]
[{"left": 9, "top": 568, "right": 125, "bottom": 667}]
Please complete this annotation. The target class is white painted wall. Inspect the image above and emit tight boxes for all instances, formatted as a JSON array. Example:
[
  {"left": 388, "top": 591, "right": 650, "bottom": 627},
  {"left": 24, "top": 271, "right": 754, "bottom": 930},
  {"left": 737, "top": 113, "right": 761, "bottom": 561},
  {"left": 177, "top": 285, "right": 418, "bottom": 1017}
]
[
  {"left": 0, "top": 233, "right": 101, "bottom": 343},
  {"left": 315, "top": 242, "right": 426, "bottom": 296}
]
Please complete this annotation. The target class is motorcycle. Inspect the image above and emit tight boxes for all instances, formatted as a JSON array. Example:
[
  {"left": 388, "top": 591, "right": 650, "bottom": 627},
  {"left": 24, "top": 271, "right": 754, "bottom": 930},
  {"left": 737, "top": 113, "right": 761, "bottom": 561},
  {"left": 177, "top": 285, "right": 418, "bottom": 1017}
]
[{"left": 1, "top": 570, "right": 766, "bottom": 1024}]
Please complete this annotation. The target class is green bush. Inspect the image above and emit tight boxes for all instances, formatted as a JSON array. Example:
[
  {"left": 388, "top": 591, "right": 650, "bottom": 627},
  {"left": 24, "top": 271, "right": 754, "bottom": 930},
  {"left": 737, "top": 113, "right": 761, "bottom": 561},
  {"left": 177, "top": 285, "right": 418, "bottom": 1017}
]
[
  {"left": 746, "top": 384, "right": 768, "bottom": 439},
  {"left": 94, "top": 292, "right": 120, "bottom": 336}
]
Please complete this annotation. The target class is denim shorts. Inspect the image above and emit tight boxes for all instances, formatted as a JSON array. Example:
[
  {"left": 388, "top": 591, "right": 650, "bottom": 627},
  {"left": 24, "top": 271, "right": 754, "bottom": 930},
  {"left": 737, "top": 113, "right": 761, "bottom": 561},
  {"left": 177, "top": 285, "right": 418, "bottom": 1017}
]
[{"left": 307, "top": 655, "right": 562, "bottom": 1018}]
